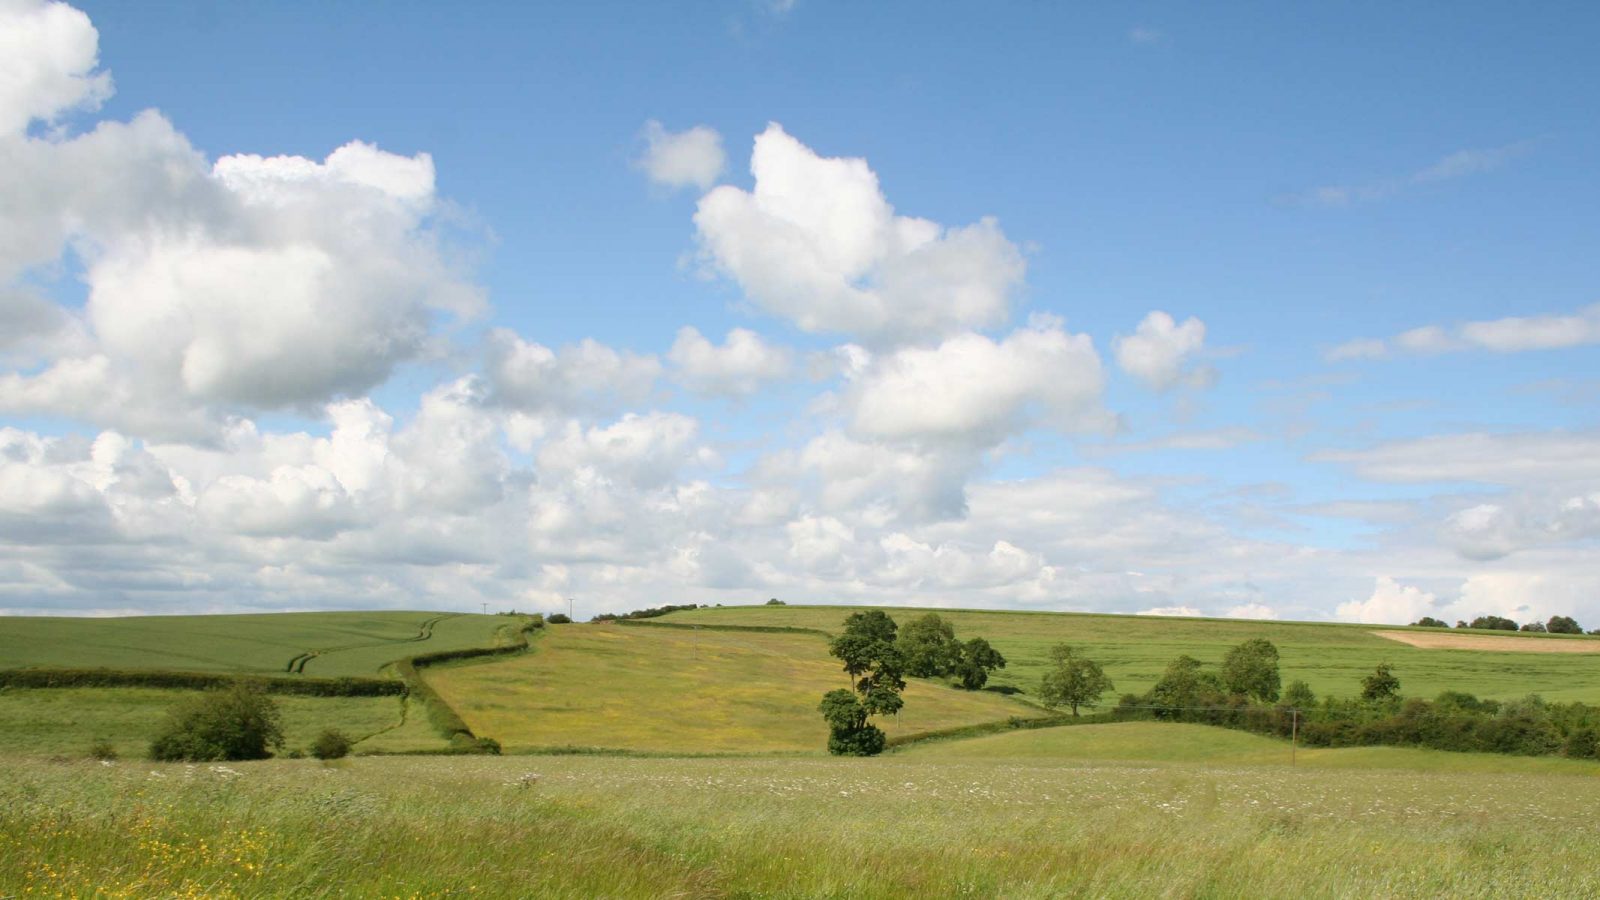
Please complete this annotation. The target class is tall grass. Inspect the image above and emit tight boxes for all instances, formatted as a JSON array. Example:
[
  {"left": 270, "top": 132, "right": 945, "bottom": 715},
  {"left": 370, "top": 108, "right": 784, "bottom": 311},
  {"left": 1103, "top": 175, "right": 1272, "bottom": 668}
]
[{"left": 4, "top": 752, "right": 1599, "bottom": 897}]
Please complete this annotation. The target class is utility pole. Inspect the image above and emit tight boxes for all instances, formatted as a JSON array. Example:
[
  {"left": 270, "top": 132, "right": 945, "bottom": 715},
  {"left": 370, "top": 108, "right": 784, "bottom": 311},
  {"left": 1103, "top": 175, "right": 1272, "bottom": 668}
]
[
  {"left": 481, "top": 602, "right": 487, "bottom": 616},
  {"left": 568, "top": 597, "right": 574, "bottom": 622},
  {"left": 693, "top": 624, "right": 699, "bottom": 660}
]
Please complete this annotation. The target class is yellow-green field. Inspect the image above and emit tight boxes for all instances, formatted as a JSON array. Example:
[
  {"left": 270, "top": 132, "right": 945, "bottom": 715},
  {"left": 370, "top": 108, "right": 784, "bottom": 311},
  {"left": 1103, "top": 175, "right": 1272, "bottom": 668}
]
[
  {"left": 661, "top": 605, "right": 1600, "bottom": 702},
  {"left": 7, "top": 753, "right": 1600, "bottom": 898},
  {"left": 425, "top": 623, "right": 1039, "bottom": 752},
  {"left": 903, "top": 720, "right": 1600, "bottom": 776}
]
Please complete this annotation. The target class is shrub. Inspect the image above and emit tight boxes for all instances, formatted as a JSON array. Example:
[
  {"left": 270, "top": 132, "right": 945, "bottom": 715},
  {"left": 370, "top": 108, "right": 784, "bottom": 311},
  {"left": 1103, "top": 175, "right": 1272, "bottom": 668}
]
[
  {"left": 1548, "top": 615, "right": 1583, "bottom": 635},
  {"left": 547, "top": 613, "right": 572, "bottom": 624},
  {"left": 311, "top": 728, "right": 354, "bottom": 760},
  {"left": 1565, "top": 727, "right": 1598, "bottom": 759},
  {"left": 87, "top": 739, "right": 117, "bottom": 761},
  {"left": 149, "top": 683, "right": 284, "bottom": 761}
]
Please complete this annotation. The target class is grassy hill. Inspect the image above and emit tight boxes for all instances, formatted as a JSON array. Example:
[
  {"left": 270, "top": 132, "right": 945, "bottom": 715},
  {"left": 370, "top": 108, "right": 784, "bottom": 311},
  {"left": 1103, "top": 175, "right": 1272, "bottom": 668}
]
[
  {"left": 659, "top": 605, "right": 1600, "bottom": 703},
  {"left": 0, "top": 611, "right": 513, "bottom": 677},
  {"left": 427, "top": 622, "right": 1037, "bottom": 753}
]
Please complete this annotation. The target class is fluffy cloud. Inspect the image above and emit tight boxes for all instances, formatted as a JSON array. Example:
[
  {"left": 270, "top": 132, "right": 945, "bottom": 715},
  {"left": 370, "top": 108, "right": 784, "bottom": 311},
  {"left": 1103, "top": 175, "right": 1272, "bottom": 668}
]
[
  {"left": 667, "top": 326, "right": 791, "bottom": 397},
  {"left": 846, "top": 316, "right": 1110, "bottom": 447},
  {"left": 484, "top": 329, "right": 660, "bottom": 416},
  {"left": 694, "top": 123, "right": 1025, "bottom": 343},
  {"left": 1327, "top": 303, "right": 1600, "bottom": 361},
  {"left": 1442, "top": 493, "right": 1600, "bottom": 561},
  {"left": 0, "top": 12, "right": 482, "bottom": 437},
  {"left": 1335, "top": 576, "right": 1439, "bottom": 625},
  {"left": 0, "top": 0, "right": 112, "bottom": 135},
  {"left": 1113, "top": 310, "right": 1214, "bottom": 390},
  {"left": 636, "top": 120, "right": 725, "bottom": 191}
]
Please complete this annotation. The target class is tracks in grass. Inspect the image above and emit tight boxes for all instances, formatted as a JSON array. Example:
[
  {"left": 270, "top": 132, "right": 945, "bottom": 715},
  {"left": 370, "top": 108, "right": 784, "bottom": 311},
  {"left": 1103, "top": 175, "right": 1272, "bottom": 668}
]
[{"left": 284, "top": 614, "right": 458, "bottom": 674}]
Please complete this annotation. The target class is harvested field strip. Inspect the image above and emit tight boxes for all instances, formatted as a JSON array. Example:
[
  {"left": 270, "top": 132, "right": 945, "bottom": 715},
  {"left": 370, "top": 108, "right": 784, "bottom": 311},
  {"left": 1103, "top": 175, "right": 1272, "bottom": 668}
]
[{"left": 1372, "top": 630, "right": 1600, "bottom": 653}]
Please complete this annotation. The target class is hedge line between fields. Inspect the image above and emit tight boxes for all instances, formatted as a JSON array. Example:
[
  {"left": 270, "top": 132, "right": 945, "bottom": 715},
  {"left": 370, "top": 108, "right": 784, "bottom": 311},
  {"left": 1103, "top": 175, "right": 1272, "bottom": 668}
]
[
  {"left": 885, "top": 710, "right": 1105, "bottom": 750},
  {"left": 388, "top": 615, "right": 543, "bottom": 754},
  {"left": 0, "top": 667, "right": 405, "bottom": 696},
  {"left": 616, "top": 619, "right": 833, "bottom": 638}
]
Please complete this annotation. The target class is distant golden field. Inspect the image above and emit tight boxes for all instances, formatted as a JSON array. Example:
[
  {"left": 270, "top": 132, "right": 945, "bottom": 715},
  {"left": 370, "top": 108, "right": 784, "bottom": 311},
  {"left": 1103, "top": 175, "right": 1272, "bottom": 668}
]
[{"left": 425, "top": 623, "right": 1039, "bottom": 752}]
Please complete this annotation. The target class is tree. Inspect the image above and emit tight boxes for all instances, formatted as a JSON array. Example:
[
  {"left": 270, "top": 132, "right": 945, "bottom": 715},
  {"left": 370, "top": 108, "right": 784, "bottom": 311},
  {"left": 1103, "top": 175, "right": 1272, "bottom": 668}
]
[
  {"left": 1221, "top": 638, "right": 1281, "bottom": 703},
  {"left": 1281, "top": 679, "right": 1316, "bottom": 709},
  {"left": 1038, "top": 645, "right": 1114, "bottom": 716},
  {"left": 547, "top": 613, "right": 572, "bottom": 624},
  {"left": 149, "top": 683, "right": 284, "bottom": 761},
  {"left": 1360, "top": 663, "right": 1400, "bottom": 702},
  {"left": 1469, "top": 615, "right": 1518, "bottom": 631},
  {"left": 821, "top": 611, "right": 905, "bottom": 756},
  {"left": 766, "top": 598, "right": 785, "bottom": 605},
  {"left": 1520, "top": 621, "right": 1548, "bottom": 633},
  {"left": 898, "top": 613, "right": 962, "bottom": 678},
  {"left": 1548, "top": 615, "right": 1583, "bottom": 635},
  {"left": 818, "top": 689, "right": 886, "bottom": 756},
  {"left": 1411, "top": 617, "right": 1449, "bottom": 628},
  {"left": 952, "top": 637, "right": 1006, "bottom": 690}
]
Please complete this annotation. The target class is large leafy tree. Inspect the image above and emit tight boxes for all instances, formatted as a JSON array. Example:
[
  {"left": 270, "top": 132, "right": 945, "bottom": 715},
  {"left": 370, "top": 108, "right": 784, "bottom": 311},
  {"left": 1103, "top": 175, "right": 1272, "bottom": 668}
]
[
  {"left": 1220, "top": 638, "right": 1281, "bottom": 703},
  {"left": 821, "top": 611, "right": 906, "bottom": 755},
  {"left": 953, "top": 637, "right": 1006, "bottom": 690},
  {"left": 898, "top": 613, "right": 962, "bottom": 678},
  {"left": 1038, "top": 644, "right": 1113, "bottom": 716}
]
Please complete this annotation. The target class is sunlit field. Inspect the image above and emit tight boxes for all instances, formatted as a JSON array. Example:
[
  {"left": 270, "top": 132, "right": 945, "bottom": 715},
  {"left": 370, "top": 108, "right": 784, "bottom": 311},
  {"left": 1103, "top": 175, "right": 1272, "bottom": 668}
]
[
  {"left": 426, "top": 623, "right": 1038, "bottom": 752},
  {"left": 7, "top": 752, "right": 1600, "bottom": 898},
  {"left": 660, "top": 606, "right": 1600, "bottom": 703}
]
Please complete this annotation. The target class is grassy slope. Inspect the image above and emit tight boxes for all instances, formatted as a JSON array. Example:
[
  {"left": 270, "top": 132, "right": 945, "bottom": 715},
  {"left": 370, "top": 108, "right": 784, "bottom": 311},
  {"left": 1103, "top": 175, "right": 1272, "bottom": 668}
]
[
  {"left": 0, "top": 687, "right": 429, "bottom": 758},
  {"left": 662, "top": 605, "right": 1600, "bottom": 702},
  {"left": 0, "top": 611, "right": 510, "bottom": 677},
  {"left": 903, "top": 720, "right": 1600, "bottom": 775},
  {"left": 7, "top": 754, "right": 1600, "bottom": 897},
  {"left": 426, "top": 623, "right": 1039, "bottom": 753}
]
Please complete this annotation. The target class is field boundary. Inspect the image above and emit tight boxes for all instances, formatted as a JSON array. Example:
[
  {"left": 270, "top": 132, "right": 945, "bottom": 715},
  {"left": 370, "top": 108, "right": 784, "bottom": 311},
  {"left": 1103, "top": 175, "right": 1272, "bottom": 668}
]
[
  {"left": 0, "top": 667, "right": 405, "bottom": 696},
  {"left": 389, "top": 616, "right": 541, "bottom": 751},
  {"left": 616, "top": 619, "right": 834, "bottom": 638},
  {"left": 287, "top": 613, "right": 460, "bottom": 673}
]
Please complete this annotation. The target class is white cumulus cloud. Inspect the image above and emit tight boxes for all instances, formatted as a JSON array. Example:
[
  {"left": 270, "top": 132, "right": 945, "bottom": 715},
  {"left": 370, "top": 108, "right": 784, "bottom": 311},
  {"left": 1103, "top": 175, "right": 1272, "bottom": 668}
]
[
  {"left": 694, "top": 123, "right": 1025, "bottom": 343},
  {"left": 1114, "top": 310, "right": 1214, "bottom": 391},
  {"left": 667, "top": 326, "right": 791, "bottom": 397},
  {"left": 637, "top": 120, "right": 726, "bottom": 191}
]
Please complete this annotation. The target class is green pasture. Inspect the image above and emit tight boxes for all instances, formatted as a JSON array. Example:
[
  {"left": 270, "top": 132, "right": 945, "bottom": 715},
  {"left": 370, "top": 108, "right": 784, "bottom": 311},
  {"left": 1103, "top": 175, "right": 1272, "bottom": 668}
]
[
  {"left": 0, "top": 611, "right": 512, "bottom": 677},
  {"left": 7, "top": 752, "right": 1600, "bottom": 897},
  {"left": 903, "top": 720, "right": 1600, "bottom": 776},
  {"left": 425, "top": 622, "right": 1038, "bottom": 753},
  {"left": 660, "top": 605, "right": 1600, "bottom": 703},
  {"left": 0, "top": 687, "right": 443, "bottom": 759}
]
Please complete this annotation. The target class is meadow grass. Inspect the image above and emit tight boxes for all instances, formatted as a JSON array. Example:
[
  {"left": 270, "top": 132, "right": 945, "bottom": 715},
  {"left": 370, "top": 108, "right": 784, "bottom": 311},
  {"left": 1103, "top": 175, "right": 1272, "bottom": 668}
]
[
  {"left": 425, "top": 623, "right": 1038, "bottom": 753},
  {"left": 0, "top": 611, "right": 510, "bottom": 677},
  {"left": 5, "top": 750, "right": 1600, "bottom": 898},
  {"left": 663, "top": 605, "right": 1600, "bottom": 703},
  {"left": 0, "top": 687, "right": 434, "bottom": 759},
  {"left": 901, "top": 720, "right": 1600, "bottom": 775}
]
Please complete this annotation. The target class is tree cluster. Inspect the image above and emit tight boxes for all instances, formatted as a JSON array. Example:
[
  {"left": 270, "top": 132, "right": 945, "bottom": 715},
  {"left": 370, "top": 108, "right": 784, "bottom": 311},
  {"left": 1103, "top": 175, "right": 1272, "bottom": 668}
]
[
  {"left": 590, "top": 603, "right": 703, "bottom": 623},
  {"left": 1418, "top": 614, "right": 1588, "bottom": 634},
  {"left": 898, "top": 614, "right": 1008, "bottom": 690},
  {"left": 1116, "top": 643, "right": 1600, "bottom": 760}
]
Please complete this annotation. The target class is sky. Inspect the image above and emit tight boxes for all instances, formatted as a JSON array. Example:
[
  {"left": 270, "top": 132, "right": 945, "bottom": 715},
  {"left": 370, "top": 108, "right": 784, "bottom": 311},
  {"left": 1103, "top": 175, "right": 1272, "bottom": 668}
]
[{"left": 2, "top": 0, "right": 1598, "bottom": 624}]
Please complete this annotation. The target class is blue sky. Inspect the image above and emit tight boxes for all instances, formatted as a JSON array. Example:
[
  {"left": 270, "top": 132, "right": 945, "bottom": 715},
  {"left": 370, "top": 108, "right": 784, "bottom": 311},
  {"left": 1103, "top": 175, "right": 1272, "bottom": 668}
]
[{"left": 2, "top": 0, "right": 1598, "bottom": 624}]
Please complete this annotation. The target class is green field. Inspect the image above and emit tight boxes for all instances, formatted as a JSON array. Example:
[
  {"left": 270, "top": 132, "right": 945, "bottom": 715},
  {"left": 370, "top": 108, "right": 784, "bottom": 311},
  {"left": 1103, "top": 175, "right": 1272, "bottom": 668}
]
[
  {"left": 0, "top": 611, "right": 513, "bottom": 677},
  {"left": 427, "top": 623, "right": 1038, "bottom": 752},
  {"left": 7, "top": 753, "right": 1600, "bottom": 897},
  {"left": 660, "top": 605, "right": 1600, "bottom": 702},
  {"left": 903, "top": 720, "right": 1600, "bottom": 776},
  {"left": 0, "top": 687, "right": 443, "bottom": 758}
]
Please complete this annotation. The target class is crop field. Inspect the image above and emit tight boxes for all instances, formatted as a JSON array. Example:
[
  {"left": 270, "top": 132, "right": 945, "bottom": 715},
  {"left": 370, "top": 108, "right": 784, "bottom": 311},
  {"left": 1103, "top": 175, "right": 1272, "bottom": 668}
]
[
  {"left": 426, "top": 623, "right": 1037, "bottom": 752},
  {"left": 660, "top": 605, "right": 1600, "bottom": 703},
  {"left": 0, "top": 687, "right": 432, "bottom": 759},
  {"left": 0, "top": 612, "right": 513, "bottom": 677},
  {"left": 7, "top": 752, "right": 1600, "bottom": 898},
  {"left": 903, "top": 721, "right": 1600, "bottom": 776}
]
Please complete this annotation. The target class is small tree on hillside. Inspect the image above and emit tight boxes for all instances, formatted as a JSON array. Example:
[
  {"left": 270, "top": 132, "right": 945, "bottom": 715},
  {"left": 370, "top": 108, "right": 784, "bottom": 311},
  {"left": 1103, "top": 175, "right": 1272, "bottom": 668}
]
[
  {"left": 1360, "top": 663, "right": 1400, "bottom": 702},
  {"left": 1520, "top": 622, "right": 1548, "bottom": 633},
  {"left": 1281, "top": 679, "right": 1316, "bottom": 709},
  {"left": 819, "top": 690, "right": 886, "bottom": 756},
  {"left": 1221, "top": 638, "right": 1281, "bottom": 703},
  {"left": 1038, "top": 645, "right": 1114, "bottom": 716},
  {"left": 953, "top": 637, "right": 1006, "bottom": 690},
  {"left": 1469, "top": 615, "right": 1518, "bottom": 631}
]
